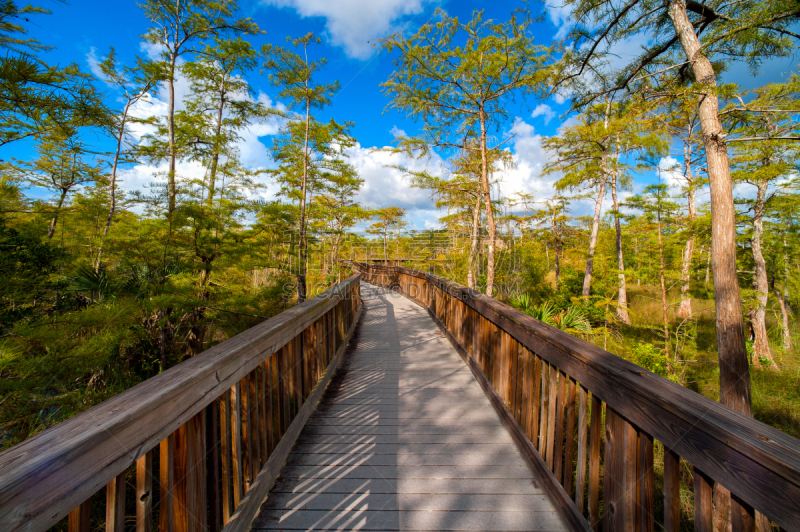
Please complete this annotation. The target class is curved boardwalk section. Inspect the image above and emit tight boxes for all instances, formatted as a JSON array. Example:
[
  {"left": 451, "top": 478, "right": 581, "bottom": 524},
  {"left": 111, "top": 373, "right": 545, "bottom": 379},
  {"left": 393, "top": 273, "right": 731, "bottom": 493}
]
[{"left": 252, "top": 283, "right": 567, "bottom": 531}]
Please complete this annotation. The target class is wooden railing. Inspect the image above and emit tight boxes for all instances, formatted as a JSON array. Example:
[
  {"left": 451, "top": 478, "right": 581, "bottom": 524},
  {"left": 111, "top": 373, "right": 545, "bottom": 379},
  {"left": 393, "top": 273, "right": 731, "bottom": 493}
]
[
  {"left": 353, "top": 262, "right": 800, "bottom": 532},
  {"left": 0, "top": 274, "right": 362, "bottom": 532}
]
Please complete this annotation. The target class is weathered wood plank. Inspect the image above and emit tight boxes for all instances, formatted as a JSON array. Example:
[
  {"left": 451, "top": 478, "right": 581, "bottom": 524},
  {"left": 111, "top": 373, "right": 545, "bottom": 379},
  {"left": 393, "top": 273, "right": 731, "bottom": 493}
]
[
  {"left": 663, "top": 447, "right": 681, "bottom": 532},
  {"left": 694, "top": 468, "right": 714, "bottom": 532},
  {"left": 136, "top": 451, "right": 153, "bottom": 532},
  {"left": 159, "top": 434, "right": 175, "bottom": 532},
  {"left": 564, "top": 378, "right": 577, "bottom": 496},
  {"left": 554, "top": 370, "right": 567, "bottom": 480},
  {"left": 575, "top": 385, "right": 588, "bottom": 513},
  {"left": 68, "top": 500, "right": 91, "bottom": 532},
  {"left": 105, "top": 472, "right": 125, "bottom": 532},
  {"left": 588, "top": 395, "right": 602, "bottom": 528}
]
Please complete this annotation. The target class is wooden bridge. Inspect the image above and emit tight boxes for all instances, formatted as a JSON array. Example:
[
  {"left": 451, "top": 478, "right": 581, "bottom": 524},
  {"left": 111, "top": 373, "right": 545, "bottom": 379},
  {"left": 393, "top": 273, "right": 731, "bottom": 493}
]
[{"left": 1, "top": 263, "right": 799, "bottom": 532}]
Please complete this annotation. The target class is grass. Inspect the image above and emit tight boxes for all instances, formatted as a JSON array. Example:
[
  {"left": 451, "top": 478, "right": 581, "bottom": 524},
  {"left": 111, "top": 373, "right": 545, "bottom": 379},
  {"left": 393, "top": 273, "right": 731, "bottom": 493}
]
[{"left": 588, "top": 284, "right": 800, "bottom": 439}]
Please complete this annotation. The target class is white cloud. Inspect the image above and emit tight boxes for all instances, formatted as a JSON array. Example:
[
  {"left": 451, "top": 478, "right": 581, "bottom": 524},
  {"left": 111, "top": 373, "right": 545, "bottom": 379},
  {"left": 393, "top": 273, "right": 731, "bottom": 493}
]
[
  {"left": 390, "top": 125, "right": 406, "bottom": 138},
  {"left": 343, "top": 142, "right": 447, "bottom": 229},
  {"left": 261, "top": 0, "right": 433, "bottom": 59},
  {"left": 531, "top": 103, "right": 555, "bottom": 125},
  {"left": 546, "top": 0, "right": 574, "bottom": 40},
  {"left": 658, "top": 156, "right": 684, "bottom": 191},
  {"left": 496, "top": 119, "right": 559, "bottom": 204},
  {"left": 423, "top": 218, "right": 442, "bottom": 230},
  {"left": 139, "top": 41, "right": 166, "bottom": 61},
  {"left": 86, "top": 47, "right": 105, "bottom": 80}
]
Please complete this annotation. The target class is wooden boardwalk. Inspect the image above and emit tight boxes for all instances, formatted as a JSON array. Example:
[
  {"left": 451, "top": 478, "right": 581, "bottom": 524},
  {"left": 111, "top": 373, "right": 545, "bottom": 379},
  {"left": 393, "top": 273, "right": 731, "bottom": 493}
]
[{"left": 252, "top": 283, "right": 567, "bottom": 531}]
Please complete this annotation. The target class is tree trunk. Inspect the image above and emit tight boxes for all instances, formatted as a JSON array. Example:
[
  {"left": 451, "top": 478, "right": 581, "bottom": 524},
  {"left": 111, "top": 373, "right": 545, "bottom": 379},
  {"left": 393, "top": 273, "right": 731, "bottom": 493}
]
[
  {"left": 479, "top": 109, "right": 497, "bottom": 298},
  {"left": 668, "top": 0, "right": 751, "bottom": 417},
  {"left": 677, "top": 136, "right": 696, "bottom": 318},
  {"left": 750, "top": 179, "right": 775, "bottom": 366},
  {"left": 657, "top": 193, "right": 670, "bottom": 361},
  {"left": 207, "top": 76, "right": 227, "bottom": 207},
  {"left": 467, "top": 194, "right": 481, "bottom": 289},
  {"left": 668, "top": 2, "right": 751, "bottom": 528},
  {"left": 774, "top": 285, "right": 792, "bottom": 350},
  {"left": 783, "top": 236, "right": 793, "bottom": 315},
  {"left": 610, "top": 157, "right": 630, "bottom": 324},
  {"left": 167, "top": 54, "right": 177, "bottom": 217},
  {"left": 47, "top": 189, "right": 68, "bottom": 240},
  {"left": 583, "top": 171, "right": 607, "bottom": 297},
  {"left": 583, "top": 100, "right": 611, "bottom": 298},
  {"left": 297, "top": 92, "right": 311, "bottom": 303},
  {"left": 96, "top": 102, "right": 129, "bottom": 271}
]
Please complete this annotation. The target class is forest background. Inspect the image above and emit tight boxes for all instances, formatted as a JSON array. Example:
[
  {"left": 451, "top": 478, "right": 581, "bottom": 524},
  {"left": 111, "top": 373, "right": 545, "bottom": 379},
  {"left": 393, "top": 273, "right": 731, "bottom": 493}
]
[{"left": 1, "top": 0, "right": 799, "bottom": 468}]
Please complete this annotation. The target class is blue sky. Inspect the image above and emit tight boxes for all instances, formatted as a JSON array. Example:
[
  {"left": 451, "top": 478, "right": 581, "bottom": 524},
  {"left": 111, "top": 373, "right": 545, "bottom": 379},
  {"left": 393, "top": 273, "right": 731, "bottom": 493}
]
[{"left": 7, "top": 0, "right": 798, "bottom": 230}]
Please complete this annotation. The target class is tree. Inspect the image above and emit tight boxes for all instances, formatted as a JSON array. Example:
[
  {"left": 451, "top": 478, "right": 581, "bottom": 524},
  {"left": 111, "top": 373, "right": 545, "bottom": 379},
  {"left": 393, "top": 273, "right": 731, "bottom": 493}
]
[
  {"left": 93, "top": 49, "right": 160, "bottom": 270},
  {"left": 16, "top": 130, "right": 103, "bottom": 240},
  {"left": 628, "top": 183, "right": 680, "bottom": 362},
  {"left": 267, "top": 118, "right": 356, "bottom": 301},
  {"left": 381, "top": 8, "right": 552, "bottom": 297},
  {"left": 658, "top": 92, "right": 704, "bottom": 319},
  {"left": 557, "top": 0, "right": 800, "bottom": 426},
  {"left": 369, "top": 207, "right": 407, "bottom": 261},
  {"left": 140, "top": 0, "right": 260, "bottom": 220},
  {"left": 530, "top": 195, "right": 571, "bottom": 291},
  {"left": 0, "top": 2, "right": 106, "bottom": 147},
  {"left": 263, "top": 32, "right": 340, "bottom": 302},
  {"left": 728, "top": 77, "right": 800, "bottom": 366},
  {"left": 543, "top": 98, "right": 663, "bottom": 321},
  {"left": 313, "top": 163, "right": 365, "bottom": 283}
]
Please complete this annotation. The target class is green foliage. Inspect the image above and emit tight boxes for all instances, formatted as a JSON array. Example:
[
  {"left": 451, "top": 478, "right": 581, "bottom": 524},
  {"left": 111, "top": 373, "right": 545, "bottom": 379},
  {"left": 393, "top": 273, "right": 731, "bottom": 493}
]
[
  {"left": 630, "top": 342, "right": 670, "bottom": 377},
  {"left": 0, "top": 218, "right": 66, "bottom": 330}
]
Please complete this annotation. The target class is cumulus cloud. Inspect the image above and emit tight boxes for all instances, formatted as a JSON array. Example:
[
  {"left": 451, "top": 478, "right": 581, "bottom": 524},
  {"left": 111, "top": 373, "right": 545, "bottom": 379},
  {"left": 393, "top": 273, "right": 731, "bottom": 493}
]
[
  {"left": 531, "top": 103, "right": 556, "bottom": 125},
  {"left": 261, "top": 0, "right": 433, "bottom": 59},
  {"left": 496, "top": 119, "right": 558, "bottom": 203},
  {"left": 390, "top": 125, "right": 406, "bottom": 138}
]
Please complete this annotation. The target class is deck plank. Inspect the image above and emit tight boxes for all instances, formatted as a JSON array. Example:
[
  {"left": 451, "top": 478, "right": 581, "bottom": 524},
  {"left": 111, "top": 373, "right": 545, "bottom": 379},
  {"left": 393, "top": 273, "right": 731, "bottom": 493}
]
[{"left": 251, "top": 284, "right": 567, "bottom": 531}]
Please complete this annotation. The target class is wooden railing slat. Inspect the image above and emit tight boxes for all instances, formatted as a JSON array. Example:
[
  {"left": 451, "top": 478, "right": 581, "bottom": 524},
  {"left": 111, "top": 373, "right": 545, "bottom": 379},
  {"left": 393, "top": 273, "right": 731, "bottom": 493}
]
[
  {"left": 539, "top": 361, "right": 549, "bottom": 455},
  {"left": 575, "top": 385, "right": 588, "bottom": 512},
  {"left": 205, "top": 402, "right": 221, "bottom": 532},
  {"left": 546, "top": 364, "right": 558, "bottom": 470},
  {"left": 663, "top": 447, "right": 681, "bottom": 532},
  {"left": 732, "top": 493, "right": 756, "bottom": 532},
  {"left": 531, "top": 355, "right": 542, "bottom": 447},
  {"left": 694, "top": 468, "right": 714, "bottom": 532},
  {"left": 174, "top": 423, "right": 188, "bottom": 532},
  {"left": 231, "top": 383, "right": 243, "bottom": 506},
  {"left": 160, "top": 433, "right": 175, "bottom": 532},
  {"left": 588, "top": 394, "right": 602, "bottom": 528},
  {"left": 136, "top": 450, "right": 153, "bottom": 532},
  {"left": 219, "top": 391, "right": 231, "bottom": 525},
  {"left": 563, "top": 378, "right": 577, "bottom": 496},
  {"left": 68, "top": 500, "right": 91, "bottom": 532},
  {"left": 638, "top": 430, "right": 655, "bottom": 532},
  {"left": 554, "top": 371, "right": 567, "bottom": 480},
  {"left": 105, "top": 472, "right": 125, "bottom": 532}
]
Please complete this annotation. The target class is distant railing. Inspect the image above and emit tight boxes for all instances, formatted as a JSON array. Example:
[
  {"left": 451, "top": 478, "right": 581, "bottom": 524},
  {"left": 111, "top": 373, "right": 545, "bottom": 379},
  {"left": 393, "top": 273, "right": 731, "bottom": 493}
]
[
  {"left": 353, "top": 262, "right": 800, "bottom": 532},
  {"left": 0, "top": 274, "right": 362, "bottom": 532}
]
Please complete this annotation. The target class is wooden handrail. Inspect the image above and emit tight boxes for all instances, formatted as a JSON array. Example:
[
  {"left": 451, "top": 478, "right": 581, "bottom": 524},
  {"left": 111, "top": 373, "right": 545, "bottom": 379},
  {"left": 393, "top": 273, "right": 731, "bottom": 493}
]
[
  {"left": 353, "top": 262, "right": 800, "bottom": 532},
  {"left": 0, "top": 274, "right": 362, "bottom": 532}
]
